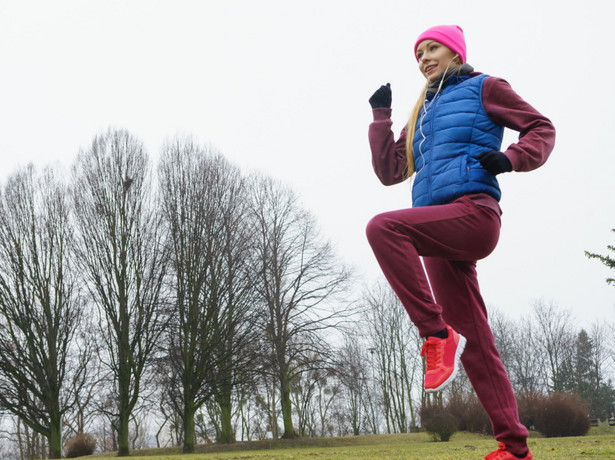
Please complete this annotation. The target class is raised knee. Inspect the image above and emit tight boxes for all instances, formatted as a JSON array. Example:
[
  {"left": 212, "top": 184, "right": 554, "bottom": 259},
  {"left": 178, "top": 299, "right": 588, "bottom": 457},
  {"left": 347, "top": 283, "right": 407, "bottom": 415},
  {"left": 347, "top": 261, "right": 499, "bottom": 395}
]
[{"left": 366, "top": 213, "right": 389, "bottom": 243}]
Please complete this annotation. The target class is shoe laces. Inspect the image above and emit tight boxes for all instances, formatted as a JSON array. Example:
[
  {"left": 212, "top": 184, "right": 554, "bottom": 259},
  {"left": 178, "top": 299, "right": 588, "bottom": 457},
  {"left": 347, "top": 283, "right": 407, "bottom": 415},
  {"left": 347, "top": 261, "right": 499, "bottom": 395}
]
[
  {"left": 420, "top": 338, "right": 443, "bottom": 370},
  {"left": 486, "top": 443, "right": 509, "bottom": 459}
]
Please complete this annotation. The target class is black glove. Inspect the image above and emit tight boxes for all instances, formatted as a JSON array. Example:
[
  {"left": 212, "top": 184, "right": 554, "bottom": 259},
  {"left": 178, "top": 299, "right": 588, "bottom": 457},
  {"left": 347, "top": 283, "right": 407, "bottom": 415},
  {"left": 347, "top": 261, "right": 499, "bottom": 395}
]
[
  {"left": 369, "top": 83, "right": 392, "bottom": 109},
  {"left": 477, "top": 150, "right": 513, "bottom": 175}
]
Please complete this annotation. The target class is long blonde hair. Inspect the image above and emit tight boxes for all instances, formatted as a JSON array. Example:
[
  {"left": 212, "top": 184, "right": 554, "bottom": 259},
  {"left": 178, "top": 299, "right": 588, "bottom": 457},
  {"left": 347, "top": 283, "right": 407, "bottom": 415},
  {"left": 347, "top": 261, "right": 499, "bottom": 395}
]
[{"left": 404, "top": 83, "right": 428, "bottom": 179}]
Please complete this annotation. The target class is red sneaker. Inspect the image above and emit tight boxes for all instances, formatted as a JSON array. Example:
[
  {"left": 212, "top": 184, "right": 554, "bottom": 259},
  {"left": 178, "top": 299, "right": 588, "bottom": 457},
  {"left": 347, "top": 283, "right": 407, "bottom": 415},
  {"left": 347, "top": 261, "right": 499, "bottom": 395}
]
[
  {"left": 484, "top": 442, "right": 533, "bottom": 459},
  {"left": 420, "top": 325, "right": 466, "bottom": 392}
]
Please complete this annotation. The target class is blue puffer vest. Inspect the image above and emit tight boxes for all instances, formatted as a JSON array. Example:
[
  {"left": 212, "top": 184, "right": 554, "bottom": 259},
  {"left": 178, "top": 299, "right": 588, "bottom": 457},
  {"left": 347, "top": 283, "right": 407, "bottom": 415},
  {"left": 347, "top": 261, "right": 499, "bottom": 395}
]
[{"left": 411, "top": 73, "right": 504, "bottom": 207}]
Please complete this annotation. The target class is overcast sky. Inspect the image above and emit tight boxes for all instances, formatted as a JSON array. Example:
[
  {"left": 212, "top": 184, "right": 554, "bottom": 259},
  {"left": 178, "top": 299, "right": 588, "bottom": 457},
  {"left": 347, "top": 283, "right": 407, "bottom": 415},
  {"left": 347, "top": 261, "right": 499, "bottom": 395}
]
[{"left": 1, "top": 0, "right": 613, "bottom": 328}]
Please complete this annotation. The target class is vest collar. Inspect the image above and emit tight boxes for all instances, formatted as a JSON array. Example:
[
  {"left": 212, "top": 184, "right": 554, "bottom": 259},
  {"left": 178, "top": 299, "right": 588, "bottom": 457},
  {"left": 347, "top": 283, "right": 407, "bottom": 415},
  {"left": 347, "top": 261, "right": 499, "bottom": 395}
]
[{"left": 426, "top": 63, "right": 475, "bottom": 95}]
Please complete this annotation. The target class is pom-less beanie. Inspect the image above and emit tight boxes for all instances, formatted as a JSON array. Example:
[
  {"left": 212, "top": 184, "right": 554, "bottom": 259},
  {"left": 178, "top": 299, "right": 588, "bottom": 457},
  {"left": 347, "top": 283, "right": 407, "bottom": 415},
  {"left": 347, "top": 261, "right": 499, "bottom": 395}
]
[{"left": 414, "top": 25, "right": 467, "bottom": 64}]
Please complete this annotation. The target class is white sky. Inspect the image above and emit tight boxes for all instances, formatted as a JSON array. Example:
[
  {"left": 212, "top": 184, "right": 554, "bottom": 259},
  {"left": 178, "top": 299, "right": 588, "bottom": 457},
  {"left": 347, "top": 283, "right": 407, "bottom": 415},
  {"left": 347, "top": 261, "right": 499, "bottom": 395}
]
[{"left": 0, "top": 0, "right": 613, "bottom": 328}]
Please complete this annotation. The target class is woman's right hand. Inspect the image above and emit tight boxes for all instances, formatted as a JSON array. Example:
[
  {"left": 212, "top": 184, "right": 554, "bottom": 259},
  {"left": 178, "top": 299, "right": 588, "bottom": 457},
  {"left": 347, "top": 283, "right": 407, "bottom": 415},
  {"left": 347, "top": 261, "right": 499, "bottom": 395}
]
[{"left": 369, "top": 83, "right": 392, "bottom": 109}]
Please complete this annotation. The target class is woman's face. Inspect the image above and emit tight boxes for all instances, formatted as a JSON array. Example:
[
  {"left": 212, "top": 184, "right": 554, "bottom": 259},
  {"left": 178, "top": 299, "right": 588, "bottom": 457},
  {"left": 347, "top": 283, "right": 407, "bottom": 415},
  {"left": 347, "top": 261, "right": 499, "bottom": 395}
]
[{"left": 416, "top": 40, "right": 459, "bottom": 82}]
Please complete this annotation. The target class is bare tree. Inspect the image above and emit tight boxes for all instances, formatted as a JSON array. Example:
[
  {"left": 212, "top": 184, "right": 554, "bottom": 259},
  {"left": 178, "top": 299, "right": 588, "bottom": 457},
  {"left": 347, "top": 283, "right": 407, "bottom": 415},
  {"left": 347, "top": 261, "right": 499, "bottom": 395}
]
[
  {"left": 249, "top": 175, "right": 352, "bottom": 438},
  {"left": 488, "top": 307, "right": 516, "bottom": 371},
  {"left": 71, "top": 129, "right": 168, "bottom": 456},
  {"left": 248, "top": 375, "right": 282, "bottom": 439},
  {"left": 589, "top": 322, "right": 614, "bottom": 389},
  {"left": 510, "top": 321, "right": 545, "bottom": 394},
  {"left": 204, "top": 152, "right": 260, "bottom": 445},
  {"left": 0, "top": 166, "right": 88, "bottom": 458},
  {"left": 62, "top": 332, "right": 106, "bottom": 439},
  {"left": 291, "top": 364, "right": 341, "bottom": 437},
  {"left": 158, "top": 139, "right": 258, "bottom": 451},
  {"left": 1, "top": 415, "right": 48, "bottom": 460},
  {"left": 363, "top": 280, "right": 422, "bottom": 434},
  {"left": 489, "top": 307, "right": 545, "bottom": 394},
  {"left": 532, "top": 299, "right": 576, "bottom": 392},
  {"left": 336, "top": 330, "right": 372, "bottom": 435}
]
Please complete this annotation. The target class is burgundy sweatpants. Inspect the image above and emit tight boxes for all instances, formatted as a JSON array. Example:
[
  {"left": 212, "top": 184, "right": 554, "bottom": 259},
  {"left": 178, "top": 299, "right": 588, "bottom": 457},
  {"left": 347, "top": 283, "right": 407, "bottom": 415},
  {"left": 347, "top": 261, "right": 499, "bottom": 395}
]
[{"left": 365, "top": 194, "right": 529, "bottom": 455}]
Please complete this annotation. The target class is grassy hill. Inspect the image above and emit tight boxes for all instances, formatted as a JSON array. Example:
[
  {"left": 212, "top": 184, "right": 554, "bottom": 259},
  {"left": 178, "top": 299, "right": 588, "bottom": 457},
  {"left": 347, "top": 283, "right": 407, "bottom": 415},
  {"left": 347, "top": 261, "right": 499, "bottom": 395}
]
[{"left": 88, "top": 428, "right": 615, "bottom": 459}]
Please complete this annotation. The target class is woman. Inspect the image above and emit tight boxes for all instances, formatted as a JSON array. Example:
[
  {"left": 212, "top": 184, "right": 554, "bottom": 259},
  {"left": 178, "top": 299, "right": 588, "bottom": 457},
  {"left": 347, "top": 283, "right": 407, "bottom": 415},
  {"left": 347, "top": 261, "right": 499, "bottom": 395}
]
[{"left": 366, "top": 25, "right": 555, "bottom": 460}]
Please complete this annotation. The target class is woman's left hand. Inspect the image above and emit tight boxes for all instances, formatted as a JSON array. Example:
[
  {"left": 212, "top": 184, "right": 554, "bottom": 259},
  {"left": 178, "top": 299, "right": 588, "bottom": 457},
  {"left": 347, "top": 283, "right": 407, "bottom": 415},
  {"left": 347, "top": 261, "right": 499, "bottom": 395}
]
[
  {"left": 369, "top": 83, "right": 392, "bottom": 109},
  {"left": 477, "top": 151, "right": 513, "bottom": 175}
]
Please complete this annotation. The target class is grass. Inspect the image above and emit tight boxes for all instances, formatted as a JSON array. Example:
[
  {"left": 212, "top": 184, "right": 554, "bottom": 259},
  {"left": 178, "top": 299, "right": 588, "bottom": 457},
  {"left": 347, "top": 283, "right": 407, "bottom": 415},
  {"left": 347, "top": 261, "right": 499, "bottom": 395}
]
[{"left": 88, "top": 428, "right": 615, "bottom": 459}]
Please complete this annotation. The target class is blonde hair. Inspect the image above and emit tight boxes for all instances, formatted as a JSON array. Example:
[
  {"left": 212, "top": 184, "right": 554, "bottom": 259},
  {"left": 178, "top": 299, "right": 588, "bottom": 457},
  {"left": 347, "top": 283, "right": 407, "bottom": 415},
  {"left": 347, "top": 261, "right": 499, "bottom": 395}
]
[{"left": 404, "top": 83, "right": 428, "bottom": 179}]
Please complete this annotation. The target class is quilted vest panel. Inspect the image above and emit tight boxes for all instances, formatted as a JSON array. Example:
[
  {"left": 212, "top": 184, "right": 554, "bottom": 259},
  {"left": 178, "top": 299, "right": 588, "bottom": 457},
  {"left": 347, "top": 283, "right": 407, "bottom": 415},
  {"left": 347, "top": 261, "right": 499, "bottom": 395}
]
[{"left": 412, "top": 74, "right": 504, "bottom": 207}]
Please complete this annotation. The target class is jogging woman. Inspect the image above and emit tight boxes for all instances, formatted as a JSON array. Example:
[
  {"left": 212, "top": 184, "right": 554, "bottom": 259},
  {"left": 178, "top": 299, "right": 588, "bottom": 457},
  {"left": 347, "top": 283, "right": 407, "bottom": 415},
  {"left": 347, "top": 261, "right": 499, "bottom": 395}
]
[{"left": 366, "top": 24, "right": 555, "bottom": 459}]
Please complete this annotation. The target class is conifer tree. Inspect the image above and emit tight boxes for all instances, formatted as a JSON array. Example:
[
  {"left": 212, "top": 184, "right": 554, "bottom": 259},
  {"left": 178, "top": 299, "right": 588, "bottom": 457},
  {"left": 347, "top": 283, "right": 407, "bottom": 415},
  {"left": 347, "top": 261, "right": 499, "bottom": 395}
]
[{"left": 585, "top": 227, "right": 615, "bottom": 286}]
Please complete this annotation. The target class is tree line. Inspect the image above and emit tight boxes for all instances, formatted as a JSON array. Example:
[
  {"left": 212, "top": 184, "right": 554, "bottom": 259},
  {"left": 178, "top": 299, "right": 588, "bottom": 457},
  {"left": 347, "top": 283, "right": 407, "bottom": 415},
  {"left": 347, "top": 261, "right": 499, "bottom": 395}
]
[{"left": 0, "top": 129, "right": 613, "bottom": 459}]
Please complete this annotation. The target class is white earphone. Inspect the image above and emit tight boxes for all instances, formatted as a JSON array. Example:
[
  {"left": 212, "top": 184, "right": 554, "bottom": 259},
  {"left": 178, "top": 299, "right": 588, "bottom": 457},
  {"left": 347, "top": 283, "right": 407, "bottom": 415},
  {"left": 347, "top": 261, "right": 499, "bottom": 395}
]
[{"left": 415, "top": 53, "right": 460, "bottom": 176}]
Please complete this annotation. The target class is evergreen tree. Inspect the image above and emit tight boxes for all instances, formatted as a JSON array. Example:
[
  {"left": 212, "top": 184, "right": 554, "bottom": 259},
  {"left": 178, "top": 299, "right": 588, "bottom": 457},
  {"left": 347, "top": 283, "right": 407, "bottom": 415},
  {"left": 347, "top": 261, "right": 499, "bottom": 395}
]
[
  {"left": 585, "top": 227, "right": 615, "bottom": 286},
  {"left": 573, "top": 330, "right": 594, "bottom": 397},
  {"left": 571, "top": 329, "right": 615, "bottom": 421}
]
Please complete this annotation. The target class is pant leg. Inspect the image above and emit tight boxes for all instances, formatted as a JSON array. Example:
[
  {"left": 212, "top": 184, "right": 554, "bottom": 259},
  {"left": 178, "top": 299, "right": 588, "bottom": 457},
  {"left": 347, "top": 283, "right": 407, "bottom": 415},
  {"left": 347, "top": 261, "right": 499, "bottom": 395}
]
[
  {"left": 423, "top": 256, "right": 529, "bottom": 455},
  {"left": 365, "top": 195, "right": 500, "bottom": 337}
]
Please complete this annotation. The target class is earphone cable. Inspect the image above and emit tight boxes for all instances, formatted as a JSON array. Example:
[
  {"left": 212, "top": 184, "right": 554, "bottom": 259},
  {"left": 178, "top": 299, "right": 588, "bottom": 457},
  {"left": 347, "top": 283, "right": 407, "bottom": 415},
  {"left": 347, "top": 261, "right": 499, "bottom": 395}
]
[{"left": 414, "top": 55, "right": 458, "bottom": 177}]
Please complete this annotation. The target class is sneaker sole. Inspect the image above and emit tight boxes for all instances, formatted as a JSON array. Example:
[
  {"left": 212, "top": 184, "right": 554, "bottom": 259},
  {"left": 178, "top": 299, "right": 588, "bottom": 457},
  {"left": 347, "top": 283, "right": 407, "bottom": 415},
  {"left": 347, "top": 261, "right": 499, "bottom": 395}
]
[{"left": 425, "top": 333, "right": 466, "bottom": 393}]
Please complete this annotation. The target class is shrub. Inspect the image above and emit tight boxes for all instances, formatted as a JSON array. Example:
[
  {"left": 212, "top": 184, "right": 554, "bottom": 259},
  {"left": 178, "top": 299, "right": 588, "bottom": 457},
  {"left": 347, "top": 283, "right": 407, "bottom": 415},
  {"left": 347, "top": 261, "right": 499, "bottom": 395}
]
[
  {"left": 420, "top": 405, "right": 459, "bottom": 442},
  {"left": 446, "top": 393, "right": 492, "bottom": 434},
  {"left": 64, "top": 433, "right": 97, "bottom": 458},
  {"left": 517, "top": 390, "right": 547, "bottom": 431},
  {"left": 534, "top": 392, "right": 591, "bottom": 437}
]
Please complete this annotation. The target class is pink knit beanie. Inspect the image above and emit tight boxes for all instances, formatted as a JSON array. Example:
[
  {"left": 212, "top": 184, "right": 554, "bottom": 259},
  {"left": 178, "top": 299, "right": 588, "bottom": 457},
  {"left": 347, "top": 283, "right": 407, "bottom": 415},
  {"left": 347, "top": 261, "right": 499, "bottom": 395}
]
[{"left": 414, "top": 25, "right": 467, "bottom": 64}]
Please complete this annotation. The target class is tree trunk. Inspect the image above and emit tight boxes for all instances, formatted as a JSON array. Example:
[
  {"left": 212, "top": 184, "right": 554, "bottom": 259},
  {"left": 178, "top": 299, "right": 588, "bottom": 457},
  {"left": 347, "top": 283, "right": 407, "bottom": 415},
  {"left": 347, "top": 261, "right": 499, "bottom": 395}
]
[
  {"left": 48, "top": 412, "right": 62, "bottom": 459},
  {"left": 218, "top": 398, "right": 234, "bottom": 443},
  {"left": 117, "top": 407, "right": 130, "bottom": 456},
  {"left": 117, "top": 320, "right": 131, "bottom": 456},
  {"left": 117, "top": 357, "right": 131, "bottom": 457},
  {"left": 280, "top": 371, "right": 298, "bottom": 439},
  {"left": 183, "top": 399, "right": 196, "bottom": 453},
  {"left": 216, "top": 356, "right": 235, "bottom": 444}
]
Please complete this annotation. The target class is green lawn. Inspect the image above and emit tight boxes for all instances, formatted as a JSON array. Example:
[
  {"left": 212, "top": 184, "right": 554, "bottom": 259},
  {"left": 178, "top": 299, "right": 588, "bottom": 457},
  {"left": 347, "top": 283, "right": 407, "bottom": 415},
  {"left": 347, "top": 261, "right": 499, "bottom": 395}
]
[{"left": 89, "top": 428, "right": 615, "bottom": 459}]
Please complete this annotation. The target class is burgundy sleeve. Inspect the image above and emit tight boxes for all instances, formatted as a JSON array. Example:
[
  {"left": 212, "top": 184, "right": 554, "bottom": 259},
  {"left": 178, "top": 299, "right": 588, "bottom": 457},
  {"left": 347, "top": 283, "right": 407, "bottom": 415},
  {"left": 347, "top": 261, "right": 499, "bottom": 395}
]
[
  {"left": 482, "top": 77, "right": 556, "bottom": 172},
  {"left": 368, "top": 108, "right": 408, "bottom": 185}
]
